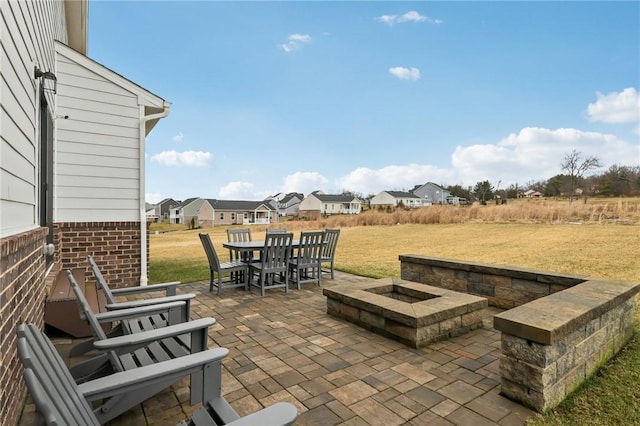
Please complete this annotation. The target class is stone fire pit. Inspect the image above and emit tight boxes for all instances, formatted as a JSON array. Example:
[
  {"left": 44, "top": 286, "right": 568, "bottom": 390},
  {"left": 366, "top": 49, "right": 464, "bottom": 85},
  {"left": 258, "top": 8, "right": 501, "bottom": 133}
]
[{"left": 323, "top": 278, "right": 488, "bottom": 348}]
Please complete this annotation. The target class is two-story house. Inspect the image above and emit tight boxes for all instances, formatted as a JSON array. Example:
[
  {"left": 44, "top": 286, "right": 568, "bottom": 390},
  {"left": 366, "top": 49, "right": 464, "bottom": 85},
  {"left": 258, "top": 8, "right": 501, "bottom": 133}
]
[
  {"left": 411, "top": 182, "right": 451, "bottom": 205},
  {"left": 276, "top": 192, "right": 304, "bottom": 217}
]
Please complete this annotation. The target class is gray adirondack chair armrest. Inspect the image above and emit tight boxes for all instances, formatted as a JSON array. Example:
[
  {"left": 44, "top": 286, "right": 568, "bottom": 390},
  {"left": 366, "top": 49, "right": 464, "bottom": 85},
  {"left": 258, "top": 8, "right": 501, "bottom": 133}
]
[
  {"left": 105, "top": 293, "right": 196, "bottom": 310},
  {"left": 94, "top": 301, "right": 186, "bottom": 323},
  {"left": 110, "top": 281, "right": 180, "bottom": 297},
  {"left": 77, "top": 347, "right": 229, "bottom": 401},
  {"left": 225, "top": 402, "right": 298, "bottom": 426},
  {"left": 93, "top": 317, "right": 216, "bottom": 351}
]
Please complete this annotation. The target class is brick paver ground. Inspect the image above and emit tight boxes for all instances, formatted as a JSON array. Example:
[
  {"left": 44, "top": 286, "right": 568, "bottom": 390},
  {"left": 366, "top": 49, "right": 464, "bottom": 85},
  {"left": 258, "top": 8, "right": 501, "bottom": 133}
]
[{"left": 18, "top": 272, "right": 535, "bottom": 425}]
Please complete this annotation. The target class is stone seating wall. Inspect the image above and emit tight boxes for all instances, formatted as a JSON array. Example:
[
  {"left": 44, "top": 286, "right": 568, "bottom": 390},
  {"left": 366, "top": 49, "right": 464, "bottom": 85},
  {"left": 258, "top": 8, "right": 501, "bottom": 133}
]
[
  {"left": 399, "top": 254, "right": 640, "bottom": 412},
  {"left": 399, "top": 255, "right": 585, "bottom": 309}
]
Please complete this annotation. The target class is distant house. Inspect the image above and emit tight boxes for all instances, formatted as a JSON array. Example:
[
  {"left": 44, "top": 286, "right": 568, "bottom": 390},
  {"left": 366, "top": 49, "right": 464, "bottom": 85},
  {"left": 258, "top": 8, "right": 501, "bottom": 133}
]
[
  {"left": 411, "top": 182, "right": 451, "bottom": 205},
  {"left": 276, "top": 192, "right": 304, "bottom": 216},
  {"left": 446, "top": 196, "right": 469, "bottom": 205},
  {"left": 204, "top": 199, "right": 277, "bottom": 227},
  {"left": 145, "top": 203, "right": 159, "bottom": 222},
  {"left": 370, "top": 191, "right": 427, "bottom": 209},
  {"left": 523, "top": 190, "right": 543, "bottom": 198},
  {"left": 299, "top": 191, "right": 362, "bottom": 220},
  {"left": 170, "top": 198, "right": 206, "bottom": 225},
  {"left": 155, "top": 198, "right": 179, "bottom": 221}
]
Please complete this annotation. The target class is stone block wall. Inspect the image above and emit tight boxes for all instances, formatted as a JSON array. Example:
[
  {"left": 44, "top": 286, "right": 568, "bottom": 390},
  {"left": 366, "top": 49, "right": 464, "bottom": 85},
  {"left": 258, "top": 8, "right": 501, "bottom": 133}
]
[
  {"left": 494, "top": 280, "right": 639, "bottom": 411},
  {"left": 0, "top": 228, "right": 48, "bottom": 425},
  {"left": 54, "top": 221, "right": 145, "bottom": 288},
  {"left": 399, "top": 255, "right": 584, "bottom": 309}
]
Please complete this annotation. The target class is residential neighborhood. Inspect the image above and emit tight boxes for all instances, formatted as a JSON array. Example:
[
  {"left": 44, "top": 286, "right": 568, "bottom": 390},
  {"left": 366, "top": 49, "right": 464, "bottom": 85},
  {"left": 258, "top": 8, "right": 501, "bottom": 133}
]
[{"left": 148, "top": 183, "right": 478, "bottom": 227}]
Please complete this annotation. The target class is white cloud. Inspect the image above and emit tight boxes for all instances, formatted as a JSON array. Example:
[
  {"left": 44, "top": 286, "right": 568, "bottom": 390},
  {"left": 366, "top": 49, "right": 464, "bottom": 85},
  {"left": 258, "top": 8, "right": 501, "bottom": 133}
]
[
  {"left": 172, "top": 132, "right": 184, "bottom": 143},
  {"left": 332, "top": 127, "right": 638, "bottom": 196},
  {"left": 145, "top": 192, "right": 164, "bottom": 204},
  {"left": 451, "top": 127, "right": 638, "bottom": 186},
  {"left": 337, "top": 164, "right": 451, "bottom": 196},
  {"left": 376, "top": 11, "right": 442, "bottom": 25},
  {"left": 219, "top": 181, "right": 255, "bottom": 199},
  {"left": 389, "top": 66, "right": 420, "bottom": 81},
  {"left": 398, "top": 11, "right": 427, "bottom": 23},
  {"left": 150, "top": 150, "right": 211, "bottom": 167},
  {"left": 281, "top": 172, "right": 328, "bottom": 195},
  {"left": 280, "top": 33, "right": 312, "bottom": 52},
  {"left": 587, "top": 88, "right": 640, "bottom": 123}
]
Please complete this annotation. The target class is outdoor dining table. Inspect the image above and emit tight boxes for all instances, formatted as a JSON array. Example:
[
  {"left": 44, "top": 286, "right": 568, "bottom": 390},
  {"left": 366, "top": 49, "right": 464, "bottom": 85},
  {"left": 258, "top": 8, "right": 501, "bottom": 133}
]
[{"left": 222, "top": 239, "right": 301, "bottom": 259}]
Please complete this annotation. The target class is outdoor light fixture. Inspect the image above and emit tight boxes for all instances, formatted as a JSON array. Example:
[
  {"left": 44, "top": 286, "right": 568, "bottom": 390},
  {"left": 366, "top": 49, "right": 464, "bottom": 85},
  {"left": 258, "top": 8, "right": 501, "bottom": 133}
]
[{"left": 34, "top": 66, "right": 57, "bottom": 94}]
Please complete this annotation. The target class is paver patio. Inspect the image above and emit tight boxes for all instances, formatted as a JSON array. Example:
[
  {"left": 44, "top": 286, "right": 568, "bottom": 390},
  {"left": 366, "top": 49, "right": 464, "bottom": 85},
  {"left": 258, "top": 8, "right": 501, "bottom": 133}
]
[{"left": 18, "top": 271, "right": 535, "bottom": 426}]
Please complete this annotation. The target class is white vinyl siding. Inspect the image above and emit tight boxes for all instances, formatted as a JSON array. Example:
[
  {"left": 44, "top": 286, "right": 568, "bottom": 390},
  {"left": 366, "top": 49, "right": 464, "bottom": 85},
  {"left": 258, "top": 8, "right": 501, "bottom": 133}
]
[
  {"left": 54, "top": 44, "right": 142, "bottom": 222},
  {"left": 0, "top": 0, "right": 67, "bottom": 237},
  {"left": 298, "top": 195, "right": 322, "bottom": 211}
]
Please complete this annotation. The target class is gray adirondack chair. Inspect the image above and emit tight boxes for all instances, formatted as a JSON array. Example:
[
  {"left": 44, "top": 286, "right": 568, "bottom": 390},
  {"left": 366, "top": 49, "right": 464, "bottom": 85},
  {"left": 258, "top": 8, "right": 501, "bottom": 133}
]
[
  {"left": 288, "top": 231, "right": 324, "bottom": 289},
  {"left": 320, "top": 229, "right": 341, "bottom": 279},
  {"left": 65, "top": 270, "right": 212, "bottom": 399},
  {"left": 69, "top": 256, "right": 197, "bottom": 357},
  {"left": 248, "top": 232, "right": 293, "bottom": 296},
  {"left": 199, "top": 233, "right": 248, "bottom": 294},
  {"left": 18, "top": 323, "right": 298, "bottom": 425}
]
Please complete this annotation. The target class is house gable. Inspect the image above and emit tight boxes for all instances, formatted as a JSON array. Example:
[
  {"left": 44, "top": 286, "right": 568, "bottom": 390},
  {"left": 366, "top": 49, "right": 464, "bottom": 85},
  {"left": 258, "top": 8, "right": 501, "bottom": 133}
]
[{"left": 54, "top": 41, "right": 170, "bottom": 222}]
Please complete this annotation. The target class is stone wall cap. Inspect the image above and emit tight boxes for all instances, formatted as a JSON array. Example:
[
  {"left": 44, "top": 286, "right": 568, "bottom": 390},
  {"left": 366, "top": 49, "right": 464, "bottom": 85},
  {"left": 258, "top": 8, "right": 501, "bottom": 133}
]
[
  {"left": 399, "top": 254, "right": 587, "bottom": 285},
  {"left": 494, "top": 279, "right": 640, "bottom": 345}
]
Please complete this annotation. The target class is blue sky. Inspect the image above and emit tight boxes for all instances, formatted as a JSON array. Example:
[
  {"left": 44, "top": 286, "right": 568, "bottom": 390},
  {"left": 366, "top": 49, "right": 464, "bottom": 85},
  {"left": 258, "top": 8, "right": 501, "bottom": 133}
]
[{"left": 87, "top": 1, "right": 640, "bottom": 204}]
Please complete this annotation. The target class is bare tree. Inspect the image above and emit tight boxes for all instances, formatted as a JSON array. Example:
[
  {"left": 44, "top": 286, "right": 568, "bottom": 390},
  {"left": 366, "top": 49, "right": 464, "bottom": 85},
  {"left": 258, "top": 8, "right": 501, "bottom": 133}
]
[{"left": 560, "top": 149, "right": 602, "bottom": 202}]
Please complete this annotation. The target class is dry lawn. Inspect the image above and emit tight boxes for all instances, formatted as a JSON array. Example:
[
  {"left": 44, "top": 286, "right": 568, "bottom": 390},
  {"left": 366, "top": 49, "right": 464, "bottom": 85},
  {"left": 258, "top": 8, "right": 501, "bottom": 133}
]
[{"left": 150, "top": 222, "right": 639, "bottom": 283}]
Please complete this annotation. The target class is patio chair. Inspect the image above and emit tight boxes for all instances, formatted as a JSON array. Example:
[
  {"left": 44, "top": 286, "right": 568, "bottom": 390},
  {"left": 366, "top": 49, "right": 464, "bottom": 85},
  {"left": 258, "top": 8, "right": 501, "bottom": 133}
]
[
  {"left": 288, "top": 231, "right": 324, "bottom": 290},
  {"left": 266, "top": 227, "right": 287, "bottom": 234},
  {"left": 199, "top": 233, "right": 248, "bottom": 294},
  {"left": 227, "top": 227, "right": 253, "bottom": 258},
  {"left": 17, "top": 323, "right": 298, "bottom": 425},
  {"left": 320, "top": 228, "right": 341, "bottom": 279},
  {"left": 65, "top": 271, "right": 211, "bottom": 389},
  {"left": 68, "top": 256, "right": 197, "bottom": 357},
  {"left": 249, "top": 232, "right": 293, "bottom": 296},
  {"left": 226, "top": 228, "right": 253, "bottom": 282}
]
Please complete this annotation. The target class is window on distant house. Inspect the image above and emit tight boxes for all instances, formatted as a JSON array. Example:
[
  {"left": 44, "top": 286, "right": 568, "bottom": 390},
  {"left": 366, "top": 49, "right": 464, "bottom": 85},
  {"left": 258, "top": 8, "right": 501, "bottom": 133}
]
[
  {"left": 220, "top": 213, "right": 224, "bottom": 220},
  {"left": 231, "top": 213, "right": 236, "bottom": 220}
]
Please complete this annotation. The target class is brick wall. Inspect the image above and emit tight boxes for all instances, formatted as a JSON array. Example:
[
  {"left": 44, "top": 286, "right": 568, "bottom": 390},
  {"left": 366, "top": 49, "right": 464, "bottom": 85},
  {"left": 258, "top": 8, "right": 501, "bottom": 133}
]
[
  {"left": 54, "top": 221, "right": 146, "bottom": 288},
  {"left": 0, "top": 227, "right": 48, "bottom": 425}
]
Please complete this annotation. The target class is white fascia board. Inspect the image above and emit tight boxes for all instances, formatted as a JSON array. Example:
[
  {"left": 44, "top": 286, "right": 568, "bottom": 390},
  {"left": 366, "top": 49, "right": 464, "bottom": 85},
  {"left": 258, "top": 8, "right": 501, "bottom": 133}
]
[{"left": 55, "top": 41, "right": 168, "bottom": 109}]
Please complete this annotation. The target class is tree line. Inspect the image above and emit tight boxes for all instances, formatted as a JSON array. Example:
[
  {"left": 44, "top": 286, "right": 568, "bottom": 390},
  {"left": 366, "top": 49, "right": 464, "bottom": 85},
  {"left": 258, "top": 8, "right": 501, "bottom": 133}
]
[
  {"left": 458, "top": 151, "right": 639, "bottom": 203},
  {"left": 350, "top": 150, "right": 639, "bottom": 205}
]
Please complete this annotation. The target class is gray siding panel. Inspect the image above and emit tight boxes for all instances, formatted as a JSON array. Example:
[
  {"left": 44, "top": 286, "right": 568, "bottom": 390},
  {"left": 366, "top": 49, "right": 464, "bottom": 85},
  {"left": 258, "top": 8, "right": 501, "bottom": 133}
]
[
  {"left": 55, "top": 44, "right": 144, "bottom": 222},
  {"left": 0, "top": 0, "right": 67, "bottom": 237}
]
